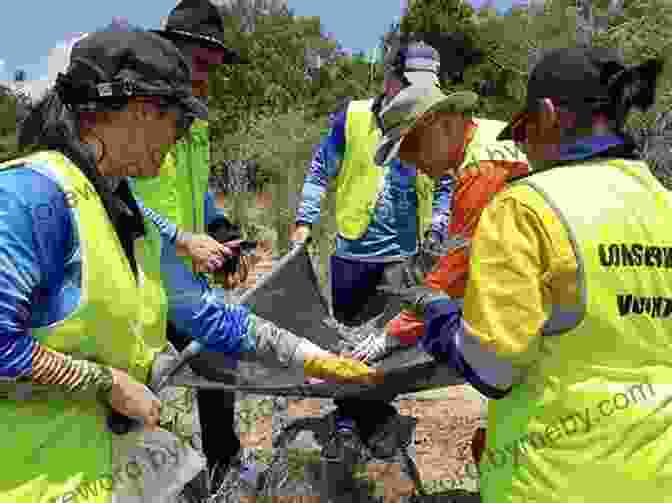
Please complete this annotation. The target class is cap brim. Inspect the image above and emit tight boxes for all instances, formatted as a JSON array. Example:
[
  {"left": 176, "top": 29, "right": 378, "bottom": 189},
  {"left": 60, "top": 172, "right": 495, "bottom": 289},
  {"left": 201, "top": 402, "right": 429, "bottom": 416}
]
[
  {"left": 180, "top": 95, "right": 209, "bottom": 120},
  {"left": 401, "top": 71, "right": 440, "bottom": 88},
  {"left": 150, "top": 29, "right": 248, "bottom": 64},
  {"left": 426, "top": 90, "right": 480, "bottom": 115}
]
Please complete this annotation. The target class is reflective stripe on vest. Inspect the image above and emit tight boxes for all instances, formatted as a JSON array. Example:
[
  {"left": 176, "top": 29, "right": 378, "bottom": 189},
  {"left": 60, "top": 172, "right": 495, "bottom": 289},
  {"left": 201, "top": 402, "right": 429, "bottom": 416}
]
[
  {"left": 335, "top": 99, "right": 435, "bottom": 241},
  {"left": 0, "top": 151, "right": 167, "bottom": 502},
  {"left": 480, "top": 158, "right": 672, "bottom": 503}
]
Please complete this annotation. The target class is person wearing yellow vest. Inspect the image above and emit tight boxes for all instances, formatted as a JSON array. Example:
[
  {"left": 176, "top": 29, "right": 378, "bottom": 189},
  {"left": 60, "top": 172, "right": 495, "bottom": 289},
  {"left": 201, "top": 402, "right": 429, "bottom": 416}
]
[
  {"left": 0, "top": 28, "right": 381, "bottom": 503},
  {"left": 355, "top": 77, "right": 528, "bottom": 470},
  {"left": 379, "top": 46, "right": 669, "bottom": 501},
  {"left": 289, "top": 41, "right": 455, "bottom": 474},
  {"left": 129, "top": 1, "right": 255, "bottom": 494}
]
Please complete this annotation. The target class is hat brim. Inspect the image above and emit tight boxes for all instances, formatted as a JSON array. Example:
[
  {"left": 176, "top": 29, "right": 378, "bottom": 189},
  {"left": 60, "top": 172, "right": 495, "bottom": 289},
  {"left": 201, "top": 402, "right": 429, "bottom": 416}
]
[
  {"left": 402, "top": 71, "right": 440, "bottom": 88},
  {"left": 374, "top": 90, "right": 480, "bottom": 167},
  {"left": 150, "top": 29, "right": 248, "bottom": 63},
  {"left": 497, "top": 108, "right": 529, "bottom": 141},
  {"left": 180, "top": 94, "right": 209, "bottom": 120}
]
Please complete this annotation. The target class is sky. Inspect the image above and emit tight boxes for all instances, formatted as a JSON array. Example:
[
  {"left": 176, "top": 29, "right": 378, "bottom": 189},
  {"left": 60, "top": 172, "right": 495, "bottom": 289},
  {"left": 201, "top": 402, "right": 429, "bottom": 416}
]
[{"left": 0, "top": 0, "right": 522, "bottom": 100}]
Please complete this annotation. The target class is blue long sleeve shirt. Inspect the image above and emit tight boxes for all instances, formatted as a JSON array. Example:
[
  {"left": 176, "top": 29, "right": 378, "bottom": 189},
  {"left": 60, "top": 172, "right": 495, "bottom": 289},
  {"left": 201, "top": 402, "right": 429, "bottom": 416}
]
[
  {"left": 295, "top": 101, "right": 454, "bottom": 260},
  {"left": 132, "top": 187, "right": 227, "bottom": 243},
  {"left": 0, "top": 167, "right": 250, "bottom": 378},
  {"left": 127, "top": 182, "right": 254, "bottom": 357}
]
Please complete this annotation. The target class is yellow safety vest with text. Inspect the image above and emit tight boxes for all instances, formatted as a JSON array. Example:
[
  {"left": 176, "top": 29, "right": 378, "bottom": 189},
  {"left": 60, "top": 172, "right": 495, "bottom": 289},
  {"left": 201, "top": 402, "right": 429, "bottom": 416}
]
[{"left": 480, "top": 158, "right": 672, "bottom": 502}]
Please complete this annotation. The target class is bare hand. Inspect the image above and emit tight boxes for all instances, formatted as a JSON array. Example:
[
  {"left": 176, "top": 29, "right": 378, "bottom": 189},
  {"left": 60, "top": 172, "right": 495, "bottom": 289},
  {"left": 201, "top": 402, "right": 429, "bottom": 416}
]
[
  {"left": 107, "top": 368, "right": 162, "bottom": 429},
  {"left": 176, "top": 232, "right": 231, "bottom": 273}
]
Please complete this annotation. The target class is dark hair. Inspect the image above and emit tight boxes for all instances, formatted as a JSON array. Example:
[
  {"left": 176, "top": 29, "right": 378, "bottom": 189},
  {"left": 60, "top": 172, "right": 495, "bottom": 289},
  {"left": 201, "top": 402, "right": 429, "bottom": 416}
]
[
  {"left": 556, "top": 58, "right": 664, "bottom": 153},
  {"left": 607, "top": 58, "right": 664, "bottom": 126},
  {"left": 18, "top": 87, "right": 140, "bottom": 273}
]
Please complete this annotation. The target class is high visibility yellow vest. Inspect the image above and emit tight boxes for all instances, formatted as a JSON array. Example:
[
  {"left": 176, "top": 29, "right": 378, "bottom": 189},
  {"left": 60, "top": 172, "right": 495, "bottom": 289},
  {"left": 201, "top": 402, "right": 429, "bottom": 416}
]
[
  {"left": 480, "top": 158, "right": 672, "bottom": 502},
  {"left": 0, "top": 151, "right": 167, "bottom": 503},
  {"left": 131, "top": 119, "right": 210, "bottom": 272},
  {"left": 335, "top": 99, "right": 435, "bottom": 241},
  {"left": 334, "top": 102, "right": 523, "bottom": 242}
]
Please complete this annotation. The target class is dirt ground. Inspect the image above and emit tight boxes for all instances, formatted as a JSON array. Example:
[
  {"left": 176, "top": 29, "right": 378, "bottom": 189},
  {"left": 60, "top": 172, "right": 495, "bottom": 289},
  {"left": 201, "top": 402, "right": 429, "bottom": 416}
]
[{"left": 239, "top": 394, "right": 483, "bottom": 495}]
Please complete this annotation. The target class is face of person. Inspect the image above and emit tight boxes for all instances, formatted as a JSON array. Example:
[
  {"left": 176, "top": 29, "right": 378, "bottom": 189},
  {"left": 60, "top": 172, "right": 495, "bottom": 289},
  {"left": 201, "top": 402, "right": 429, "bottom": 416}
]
[
  {"left": 179, "top": 42, "right": 228, "bottom": 97},
  {"left": 91, "top": 99, "right": 181, "bottom": 178},
  {"left": 399, "top": 112, "right": 468, "bottom": 178}
]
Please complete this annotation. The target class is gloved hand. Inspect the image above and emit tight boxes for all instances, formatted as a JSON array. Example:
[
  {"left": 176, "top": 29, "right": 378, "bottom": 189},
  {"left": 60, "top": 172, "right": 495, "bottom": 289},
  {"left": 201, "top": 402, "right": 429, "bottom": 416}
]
[
  {"left": 349, "top": 331, "right": 405, "bottom": 363},
  {"left": 302, "top": 355, "right": 385, "bottom": 385},
  {"left": 423, "top": 230, "right": 443, "bottom": 254},
  {"left": 377, "top": 285, "right": 452, "bottom": 319},
  {"left": 249, "top": 315, "right": 384, "bottom": 385}
]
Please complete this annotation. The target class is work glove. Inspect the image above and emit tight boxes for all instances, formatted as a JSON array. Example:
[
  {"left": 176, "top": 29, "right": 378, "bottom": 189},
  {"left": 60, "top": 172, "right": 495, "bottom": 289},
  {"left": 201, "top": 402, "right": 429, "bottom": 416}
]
[
  {"left": 249, "top": 315, "right": 384, "bottom": 385},
  {"left": 302, "top": 355, "right": 385, "bottom": 385},
  {"left": 377, "top": 285, "right": 452, "bottom": 319},
  {"left": 419, "top": 230, "right": 443, "bottom": 272},
  {"left": 423, "top": 230, "right": 443, "bottom": 255},
  {"left": 350, "top": 331, "right": 405, "bottom": 363}
]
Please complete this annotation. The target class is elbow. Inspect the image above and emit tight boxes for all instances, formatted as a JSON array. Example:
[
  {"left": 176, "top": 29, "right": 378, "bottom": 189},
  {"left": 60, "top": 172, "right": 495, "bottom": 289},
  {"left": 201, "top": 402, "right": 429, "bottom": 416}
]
[{"left": 190, "top": 297, "right": 252, "bottom": 355}]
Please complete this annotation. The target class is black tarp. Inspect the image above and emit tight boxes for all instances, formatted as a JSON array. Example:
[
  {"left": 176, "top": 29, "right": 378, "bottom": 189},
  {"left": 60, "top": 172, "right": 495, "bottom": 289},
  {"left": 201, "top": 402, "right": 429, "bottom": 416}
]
[{"left": 169, "top": 243, "right": 464, "bottom": 399}]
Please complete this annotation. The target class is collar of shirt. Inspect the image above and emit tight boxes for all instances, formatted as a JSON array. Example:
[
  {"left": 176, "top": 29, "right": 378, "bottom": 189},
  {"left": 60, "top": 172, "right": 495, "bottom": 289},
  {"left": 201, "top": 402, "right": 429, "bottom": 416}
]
[{"left": 558, "top": 134, "right": 625, "bottom": 162}]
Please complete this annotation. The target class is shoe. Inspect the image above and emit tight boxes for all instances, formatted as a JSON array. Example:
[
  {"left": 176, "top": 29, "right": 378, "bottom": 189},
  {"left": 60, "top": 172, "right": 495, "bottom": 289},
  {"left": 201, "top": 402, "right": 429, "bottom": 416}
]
[
  {"left": 180, "top": 469, "right": 210, "bottom": 502},
  {"left": 366, "top": 413, "right": 417, "bottom": 460}
]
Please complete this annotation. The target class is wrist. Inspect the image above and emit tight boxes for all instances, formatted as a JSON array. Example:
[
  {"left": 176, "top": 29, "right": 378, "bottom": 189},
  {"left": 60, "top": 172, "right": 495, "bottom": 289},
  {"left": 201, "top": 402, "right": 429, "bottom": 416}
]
[
  {"left": 95, "top": 365, "right": 115, "bottom": 403},
  {"left": 176, "top": 230, "right": 194, "bottom": 245}
]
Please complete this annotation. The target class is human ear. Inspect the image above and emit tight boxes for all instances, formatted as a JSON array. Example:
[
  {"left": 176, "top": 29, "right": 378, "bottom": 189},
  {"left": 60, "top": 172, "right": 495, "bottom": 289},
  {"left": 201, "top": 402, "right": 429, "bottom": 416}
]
[{"left": 538, "top": 98, "right": 557, "bottom": 128}]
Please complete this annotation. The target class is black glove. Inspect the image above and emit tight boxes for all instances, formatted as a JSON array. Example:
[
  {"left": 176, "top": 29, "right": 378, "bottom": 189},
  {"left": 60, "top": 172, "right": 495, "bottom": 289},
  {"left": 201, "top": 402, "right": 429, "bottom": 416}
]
[{"left": 376, "top": 285, "right": 451, "bottom": 319}]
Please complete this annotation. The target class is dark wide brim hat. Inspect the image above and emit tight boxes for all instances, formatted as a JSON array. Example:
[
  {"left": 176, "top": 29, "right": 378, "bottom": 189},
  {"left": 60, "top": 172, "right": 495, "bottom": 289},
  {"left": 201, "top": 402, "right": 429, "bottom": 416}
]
[{"left": 151, "top": 0, "right": 247, "bottom": 63}]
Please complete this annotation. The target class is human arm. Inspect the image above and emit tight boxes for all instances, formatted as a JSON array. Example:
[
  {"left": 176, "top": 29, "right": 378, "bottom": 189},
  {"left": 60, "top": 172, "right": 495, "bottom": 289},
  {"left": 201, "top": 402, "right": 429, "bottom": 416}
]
[
  {"left": 129, "top": 178, "right": 229, "bottom": 273},
  {"left": 291, "top": 105, "right": 348, "bottom": 243},
  {"left": 0, "top": 170, "right": 159, "bottom": 424},
  {"left": 427, "top": 175, "right": 455, "bottom": 242},
  {"left": 398, "top": 189, "right": 555, "bottom": 398},
  {"left": 133, "top": 195, "right": 179, "bottom": 244},
  {"left": 160, "top": 242, "right": 380, "bottom": 383},
  {"left": 379, "top": 162, "right": 510, "bottom": 348},
  {"left": 204, "top": 190, "right": 229, "bottom": 228}
]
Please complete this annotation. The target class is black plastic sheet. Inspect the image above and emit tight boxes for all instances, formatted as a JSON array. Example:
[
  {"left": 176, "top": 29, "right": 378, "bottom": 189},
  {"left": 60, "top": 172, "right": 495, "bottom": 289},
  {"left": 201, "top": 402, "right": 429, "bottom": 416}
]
[{"left": 170, "top": 244, "right": 464, "bottom": 398}]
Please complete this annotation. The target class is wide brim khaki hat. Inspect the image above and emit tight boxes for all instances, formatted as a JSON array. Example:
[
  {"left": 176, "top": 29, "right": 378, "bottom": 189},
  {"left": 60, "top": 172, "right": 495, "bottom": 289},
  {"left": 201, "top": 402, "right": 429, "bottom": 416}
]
[{"left": 374, "top": 84, "right": 479, "bottom": 167}]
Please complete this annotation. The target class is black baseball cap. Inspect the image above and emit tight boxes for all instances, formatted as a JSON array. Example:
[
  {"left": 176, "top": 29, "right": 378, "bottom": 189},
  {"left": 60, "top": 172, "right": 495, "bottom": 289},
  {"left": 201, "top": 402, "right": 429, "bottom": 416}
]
[
  {"left": 498, "top": 47, "right": 631, "bottom": 142},
  {"left": 151, "top": 0, "right": 246, "bottom": 63},
  {"left": 55, "top": 29, "right": 207, "bottom": 121}
]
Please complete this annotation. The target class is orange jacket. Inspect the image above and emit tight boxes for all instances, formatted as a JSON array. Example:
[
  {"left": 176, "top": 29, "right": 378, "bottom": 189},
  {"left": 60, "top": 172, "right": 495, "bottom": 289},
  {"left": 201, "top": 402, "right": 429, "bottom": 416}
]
[{"left": 386, "top": 124, "right": 529, "bottom": 344}]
